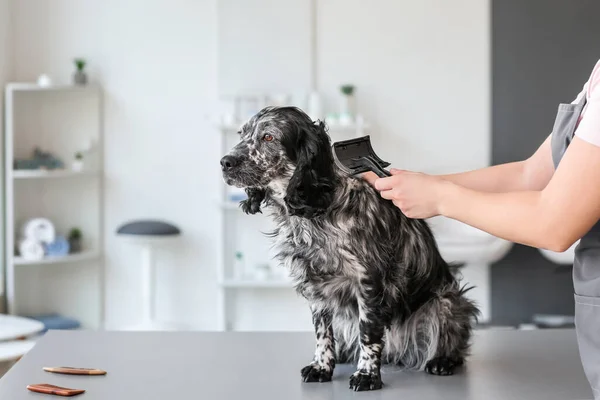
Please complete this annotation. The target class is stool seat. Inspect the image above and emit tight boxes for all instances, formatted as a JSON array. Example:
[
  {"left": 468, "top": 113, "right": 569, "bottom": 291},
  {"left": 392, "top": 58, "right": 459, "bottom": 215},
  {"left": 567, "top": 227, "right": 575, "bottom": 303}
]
[{"left": 117, "top": 220, "right": 181, "bottom": 236}]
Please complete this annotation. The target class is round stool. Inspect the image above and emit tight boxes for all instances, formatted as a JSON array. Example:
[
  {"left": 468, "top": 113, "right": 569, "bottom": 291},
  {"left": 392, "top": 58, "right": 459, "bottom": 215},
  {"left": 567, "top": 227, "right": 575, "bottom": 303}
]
[{"left": 116, "top": 220, "right": 183, "bottom": 331}]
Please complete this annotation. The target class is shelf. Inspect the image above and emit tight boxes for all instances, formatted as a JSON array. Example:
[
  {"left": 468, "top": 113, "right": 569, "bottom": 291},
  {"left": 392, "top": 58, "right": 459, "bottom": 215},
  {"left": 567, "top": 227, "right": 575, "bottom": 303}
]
[
  {"left": 12, "top": 169, "right": 99, "bottom": 180},
  {"left": 13, "top": 250, "right": 100, "bottom": 266},
  {"left": 220, "top": 279, "right": 294, "bottom": 288},
  {"left": 6, "top": 83, "right": 101, "bottom": 93},
  {"left": 218, "top": 122, "right": 370, "bottom": 134}
]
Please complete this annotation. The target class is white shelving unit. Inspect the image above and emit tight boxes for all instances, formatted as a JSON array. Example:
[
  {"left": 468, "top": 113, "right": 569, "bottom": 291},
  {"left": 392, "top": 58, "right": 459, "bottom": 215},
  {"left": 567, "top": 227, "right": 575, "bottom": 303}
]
[
  {"left": 217, "top": 119, "right": 368, "bottom": 331},
  {"left": 4, "top": 83, "right": 104, "bottom": 330}
]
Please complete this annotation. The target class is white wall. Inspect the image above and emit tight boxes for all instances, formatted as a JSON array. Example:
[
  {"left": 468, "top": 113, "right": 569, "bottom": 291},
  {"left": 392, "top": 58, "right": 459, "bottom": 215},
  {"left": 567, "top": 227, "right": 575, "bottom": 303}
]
[
  {"left": 317, "top": 0, "right": 491, "bottom": 173},
  {"left": 7, "top": 0, "right": 490, "bottom": 330},
  {"left": 11, "top": 0, "right": 220, "bottom": 329}
]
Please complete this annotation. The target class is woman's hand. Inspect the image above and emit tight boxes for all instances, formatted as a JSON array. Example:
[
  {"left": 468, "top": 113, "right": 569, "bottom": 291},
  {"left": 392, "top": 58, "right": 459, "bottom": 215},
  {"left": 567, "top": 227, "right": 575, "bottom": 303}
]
[{"left": 363, "top": 169, "right": 451, "bottom": 219}]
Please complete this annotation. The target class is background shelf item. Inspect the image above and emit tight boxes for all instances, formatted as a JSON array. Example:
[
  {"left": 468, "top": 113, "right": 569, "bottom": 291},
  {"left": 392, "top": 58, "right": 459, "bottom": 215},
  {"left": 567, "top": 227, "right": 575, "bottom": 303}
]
[
  {"left": 13, "top": 250, "right": 100, "bottom": 266},
  {"left": 12, "top": 170, "right": 99, "bottom": 179},
  {"left": 4, "top": 82, "right": 104, "bottom": 330}
]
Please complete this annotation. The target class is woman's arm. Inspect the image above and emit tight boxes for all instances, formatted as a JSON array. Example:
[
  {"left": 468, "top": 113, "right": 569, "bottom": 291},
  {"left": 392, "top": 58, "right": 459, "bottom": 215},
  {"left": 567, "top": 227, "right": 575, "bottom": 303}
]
[
  {"left": 438, "top": 135, "right": 554, "bottom": 192},
  {"left": 376, "top": 136, "right": 600, "bottom": 252},
  {"left": 439, "top": 136, "right": 600, "bottom": 251},
  {"left": 363, "top": 135, "right": 554, "bottom": 192}
]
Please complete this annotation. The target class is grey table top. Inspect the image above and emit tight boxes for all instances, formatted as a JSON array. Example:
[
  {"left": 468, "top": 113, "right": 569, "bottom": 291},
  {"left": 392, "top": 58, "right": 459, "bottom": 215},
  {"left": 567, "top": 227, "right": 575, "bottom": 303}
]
[{"left": 0, "top": 328, "right": 593, "bottom": 400}]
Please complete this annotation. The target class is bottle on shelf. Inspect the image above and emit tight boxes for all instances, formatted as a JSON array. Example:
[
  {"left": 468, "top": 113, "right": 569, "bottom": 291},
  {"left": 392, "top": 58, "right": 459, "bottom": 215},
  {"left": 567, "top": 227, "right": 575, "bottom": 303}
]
[{"left": 233, "top": 251, "right": 245, "bottom": 279}]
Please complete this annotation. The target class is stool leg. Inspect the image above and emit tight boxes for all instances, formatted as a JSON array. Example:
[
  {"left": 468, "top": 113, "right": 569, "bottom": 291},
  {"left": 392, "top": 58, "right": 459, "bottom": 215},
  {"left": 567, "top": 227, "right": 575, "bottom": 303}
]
[{"left": 140, "top": 245, "right": 154, "bottom": 325}]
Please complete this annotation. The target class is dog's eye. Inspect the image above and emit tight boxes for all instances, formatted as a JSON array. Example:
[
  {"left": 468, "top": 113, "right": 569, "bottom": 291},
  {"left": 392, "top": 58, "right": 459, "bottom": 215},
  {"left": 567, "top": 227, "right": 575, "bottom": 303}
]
[{"left": 263, "top": 134, "right": 274, "bottom": 142}]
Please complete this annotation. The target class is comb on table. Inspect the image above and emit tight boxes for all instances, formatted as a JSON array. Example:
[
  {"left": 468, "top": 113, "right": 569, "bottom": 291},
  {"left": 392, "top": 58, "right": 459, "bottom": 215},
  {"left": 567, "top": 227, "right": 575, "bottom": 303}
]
[
  {"left": 43, "top": 366, "right": 107, "bottom": 375},
  {"left": 27, "top": 383, "right": 85, "bottom": 397}
]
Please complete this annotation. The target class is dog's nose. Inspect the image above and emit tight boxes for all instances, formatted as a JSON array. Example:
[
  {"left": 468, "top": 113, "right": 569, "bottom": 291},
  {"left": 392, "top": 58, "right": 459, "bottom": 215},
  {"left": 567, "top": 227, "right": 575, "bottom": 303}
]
[{"left": 220, "top": 155, "right": 239, "bottom": 171}]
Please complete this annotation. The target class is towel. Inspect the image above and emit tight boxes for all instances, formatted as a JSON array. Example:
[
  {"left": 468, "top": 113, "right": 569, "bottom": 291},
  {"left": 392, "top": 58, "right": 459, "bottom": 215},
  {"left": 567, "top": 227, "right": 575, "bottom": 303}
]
[
  {"left": 18, "top": 238, "right": 44, "bottom": 260},
  {"left": 22, "top": 218, "right": 55, "bottom": 244}
]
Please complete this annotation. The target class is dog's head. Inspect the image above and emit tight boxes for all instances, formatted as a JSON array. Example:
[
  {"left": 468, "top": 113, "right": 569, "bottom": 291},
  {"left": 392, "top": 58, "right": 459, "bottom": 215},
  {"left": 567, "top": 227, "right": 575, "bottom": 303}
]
[{"left": 220, "top": 106, "right": 336, "bottom": 218}]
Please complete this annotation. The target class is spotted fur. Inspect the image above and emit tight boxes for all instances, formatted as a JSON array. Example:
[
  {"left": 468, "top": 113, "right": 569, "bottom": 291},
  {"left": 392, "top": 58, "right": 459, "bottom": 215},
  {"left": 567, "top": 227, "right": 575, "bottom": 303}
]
[{"left": 220, "top": 106, "right": 480, "bottom": 391}]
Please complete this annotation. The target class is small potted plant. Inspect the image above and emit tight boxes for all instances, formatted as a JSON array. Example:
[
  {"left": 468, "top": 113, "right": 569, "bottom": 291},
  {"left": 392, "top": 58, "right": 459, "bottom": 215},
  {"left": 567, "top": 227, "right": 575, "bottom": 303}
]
[
  {"left": 72, "top": 151, "right": 84, "bottom": 171},
  {"left": 339, "top": 84, "right": 355, "bottom": 125},
  {"left": 73, "top": 58, "right": 88, "bottom": 85},
  {"left": 68, "top": 228, "right": 82, "bottom": 253}
]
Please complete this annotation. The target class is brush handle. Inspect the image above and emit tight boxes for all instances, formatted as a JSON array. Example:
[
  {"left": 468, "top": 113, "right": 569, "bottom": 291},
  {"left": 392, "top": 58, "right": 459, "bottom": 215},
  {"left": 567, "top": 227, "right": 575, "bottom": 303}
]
[
  {"left": 373, "top": 169, "right": 392, "bottom": 178},
  {"left": 360, "top": 156, "right": 392, "bottom": 178}
]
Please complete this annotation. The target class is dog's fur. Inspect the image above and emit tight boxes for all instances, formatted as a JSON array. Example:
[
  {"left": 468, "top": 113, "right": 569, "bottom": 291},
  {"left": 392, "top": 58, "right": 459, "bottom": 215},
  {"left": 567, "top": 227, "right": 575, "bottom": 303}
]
[{"left": 220, "top": 106, "right": 479, "bottom": 391}]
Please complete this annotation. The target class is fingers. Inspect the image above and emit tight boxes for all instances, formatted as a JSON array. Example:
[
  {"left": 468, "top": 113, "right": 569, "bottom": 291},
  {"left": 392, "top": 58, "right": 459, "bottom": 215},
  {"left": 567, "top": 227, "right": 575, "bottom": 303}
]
[
  {"left": 361, "top": 172, "right": 379, "bottom": 186},
  {"left": 374, "top": 175, "right": 399, "bottom": 191},
  {"left": 380, "top": 189, "right": 395, "bottom": 200}
]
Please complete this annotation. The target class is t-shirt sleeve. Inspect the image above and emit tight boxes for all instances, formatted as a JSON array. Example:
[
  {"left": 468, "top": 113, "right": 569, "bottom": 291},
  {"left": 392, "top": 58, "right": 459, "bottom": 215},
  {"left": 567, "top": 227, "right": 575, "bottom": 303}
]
[{"left": 575, "top": 59, "right": 600, "bottom": 147}]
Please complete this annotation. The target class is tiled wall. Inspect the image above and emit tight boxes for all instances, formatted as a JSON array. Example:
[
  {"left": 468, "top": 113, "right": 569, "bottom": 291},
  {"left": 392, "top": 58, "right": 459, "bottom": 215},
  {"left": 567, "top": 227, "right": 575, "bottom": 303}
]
[{"left": 490, "top": 0, "right": 600, "bottom": 325}]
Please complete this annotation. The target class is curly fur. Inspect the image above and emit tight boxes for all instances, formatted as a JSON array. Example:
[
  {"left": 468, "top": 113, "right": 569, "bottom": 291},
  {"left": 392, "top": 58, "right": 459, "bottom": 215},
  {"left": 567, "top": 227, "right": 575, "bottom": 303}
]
[{"left": 220, "top": 106, "right": 480, "bottom": 391}]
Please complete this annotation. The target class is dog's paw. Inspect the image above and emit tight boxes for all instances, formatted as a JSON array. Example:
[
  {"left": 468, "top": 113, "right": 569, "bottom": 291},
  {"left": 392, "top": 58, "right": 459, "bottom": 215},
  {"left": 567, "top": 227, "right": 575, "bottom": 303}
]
[
  {"left": 348, "top": 371, "right": 383, "bottom": 391},
  {"left": 425, "top": 357, "right": 460, "bottom": 376},
  {"left": 240, "top": 188, "right": 265, "bottom": 215},
  {"left": 301, "top": 364, "right": 333, "bottom": 383},
  {"left": 240, "top": 198, "right": 262, "bottom": 214}
]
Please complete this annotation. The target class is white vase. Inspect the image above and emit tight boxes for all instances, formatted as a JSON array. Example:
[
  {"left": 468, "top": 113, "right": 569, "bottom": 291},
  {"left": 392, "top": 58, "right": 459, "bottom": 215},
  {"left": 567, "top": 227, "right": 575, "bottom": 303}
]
[
  {"left": 339, "top": 94, "right": 354, "bottom": 125},
  {"left": 307, "top": 92, "right": 322, "bottom": 121},
  {"left": 71, "top": 160, "right": 84, "bottom": 172},
  {"left": 254, "top": 264, "right": 271, "bottom": 281}
]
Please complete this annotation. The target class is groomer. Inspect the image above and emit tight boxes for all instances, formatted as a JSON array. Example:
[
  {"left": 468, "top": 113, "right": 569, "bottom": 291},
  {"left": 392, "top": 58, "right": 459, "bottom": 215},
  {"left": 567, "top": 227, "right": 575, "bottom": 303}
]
[{"left": 366, "top": 58, "right": 600, "bottom": 398}]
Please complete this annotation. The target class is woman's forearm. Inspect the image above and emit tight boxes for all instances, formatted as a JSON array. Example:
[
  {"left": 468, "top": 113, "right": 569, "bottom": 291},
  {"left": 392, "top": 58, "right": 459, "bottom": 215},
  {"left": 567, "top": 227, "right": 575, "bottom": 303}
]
[
  {"left": 438, "top": 162, "right": 527, "bottom": 193},
  {"left": 439, "top": 182, "right": 576, "bottom": 252},
  {"left": 439, "top": 183, "right": 560, "bottom": 250},
  {"left": 439, "top": 135, "right": 554, "bottom": 193}
]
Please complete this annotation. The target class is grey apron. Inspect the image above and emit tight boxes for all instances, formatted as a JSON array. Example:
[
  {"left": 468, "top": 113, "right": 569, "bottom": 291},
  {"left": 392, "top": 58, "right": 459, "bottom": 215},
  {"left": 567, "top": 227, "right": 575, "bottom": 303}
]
[{"left": 551, "top": 92, "right": 600, "bottom": 399}]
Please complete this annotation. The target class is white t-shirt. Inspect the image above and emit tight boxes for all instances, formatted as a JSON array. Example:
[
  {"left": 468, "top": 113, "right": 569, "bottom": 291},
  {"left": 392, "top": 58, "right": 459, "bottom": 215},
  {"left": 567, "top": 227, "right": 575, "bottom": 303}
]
[{"left": 573, "top": 59, "right": 600, "bottom": 146}]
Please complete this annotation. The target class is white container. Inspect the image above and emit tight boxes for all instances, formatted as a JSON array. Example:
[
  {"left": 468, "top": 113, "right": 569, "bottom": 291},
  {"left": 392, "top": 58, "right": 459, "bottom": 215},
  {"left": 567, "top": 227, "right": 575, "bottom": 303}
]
[
  {"left": 36, "top": 74, "right": 52, "bottom": 87},
  {"left": 71, "top": 159, "right": 84, "bottom": 172},
  {"left": 339, "top": 94, "right": 354, "bottom": 125},
  {"left": 253, "top": 264, "right": 271, "bottom": 281},
  {"left": 233, "top": 251, "right": 245, "bottom": 279},
  {"left": 307, "top": 92, "right": 322, "bottom": 121}
]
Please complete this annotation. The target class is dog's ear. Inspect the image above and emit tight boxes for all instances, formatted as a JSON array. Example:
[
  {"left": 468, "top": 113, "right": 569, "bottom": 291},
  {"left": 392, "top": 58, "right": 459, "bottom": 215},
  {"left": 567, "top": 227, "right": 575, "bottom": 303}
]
[{"left": 283, "top": 120, "right": 336, "bottom": 218}]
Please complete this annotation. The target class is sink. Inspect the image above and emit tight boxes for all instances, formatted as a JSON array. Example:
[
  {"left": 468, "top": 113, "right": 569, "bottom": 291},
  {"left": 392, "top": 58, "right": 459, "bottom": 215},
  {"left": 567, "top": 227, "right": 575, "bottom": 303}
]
[
  {"left": 539, "top": 241, "right": 578, "bottom": 265},
  {"left": 427, "top": 216, "right": 513, "bottom": 264},
  {"left": 427, "top": 216, "right": 514, "bottom": 324}
]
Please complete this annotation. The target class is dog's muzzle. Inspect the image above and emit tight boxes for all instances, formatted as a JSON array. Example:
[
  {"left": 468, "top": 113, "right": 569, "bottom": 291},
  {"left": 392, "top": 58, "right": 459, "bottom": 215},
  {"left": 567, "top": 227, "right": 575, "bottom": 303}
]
[{"left": 220, "top": 155, "right": 240, "bottom": 173}]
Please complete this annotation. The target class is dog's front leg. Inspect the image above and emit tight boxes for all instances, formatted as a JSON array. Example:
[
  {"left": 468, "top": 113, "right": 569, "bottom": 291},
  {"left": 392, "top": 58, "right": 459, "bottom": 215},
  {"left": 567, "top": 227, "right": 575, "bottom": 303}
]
[
  {"left": 301, "top": 306, "right": 335, "bottom": 383},
  {"left": 349, "top": 291, "right": 385, "bottom": 391}
]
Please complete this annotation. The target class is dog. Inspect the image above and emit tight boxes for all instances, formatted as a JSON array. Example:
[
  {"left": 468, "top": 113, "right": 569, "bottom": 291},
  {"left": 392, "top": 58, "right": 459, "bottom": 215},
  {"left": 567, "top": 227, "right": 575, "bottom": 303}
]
[{"left": 220, "top": 106, "right": 479, "bottom": 391}]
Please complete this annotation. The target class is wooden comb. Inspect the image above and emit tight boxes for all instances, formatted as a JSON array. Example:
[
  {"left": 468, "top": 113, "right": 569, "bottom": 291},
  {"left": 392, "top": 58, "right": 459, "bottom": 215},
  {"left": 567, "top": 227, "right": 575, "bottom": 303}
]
[
  {"left": 43, "top": 366, "right": 107, "bottom": 375},
  {"left": 27, "top": 383, "right": 85, "bottom": 397}
]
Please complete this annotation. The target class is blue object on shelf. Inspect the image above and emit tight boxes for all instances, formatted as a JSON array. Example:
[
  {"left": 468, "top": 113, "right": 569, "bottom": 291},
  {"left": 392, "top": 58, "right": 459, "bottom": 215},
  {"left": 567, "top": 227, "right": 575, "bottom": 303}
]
[
  {"left": 14, "top": 147, "right": 65, "bottom": 170},
  {"left": 27, "top": 314, "right": 81, "bottom": 333},
  {"left": 44, "top": 235, "right": 70, "bottom": 257}
]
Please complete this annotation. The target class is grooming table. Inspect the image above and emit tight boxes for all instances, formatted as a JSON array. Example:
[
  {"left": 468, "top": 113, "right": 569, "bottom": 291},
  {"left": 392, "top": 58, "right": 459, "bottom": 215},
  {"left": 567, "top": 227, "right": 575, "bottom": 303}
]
[{"left": 0, "top": 329, "right": 593, "bottom": 399}]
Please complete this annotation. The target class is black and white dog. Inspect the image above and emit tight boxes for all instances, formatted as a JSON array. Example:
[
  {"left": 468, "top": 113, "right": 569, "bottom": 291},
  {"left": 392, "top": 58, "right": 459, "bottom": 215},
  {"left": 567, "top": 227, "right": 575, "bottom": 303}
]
[{"left": 220, "top": 106, "right": 479, "bottom": 391}]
